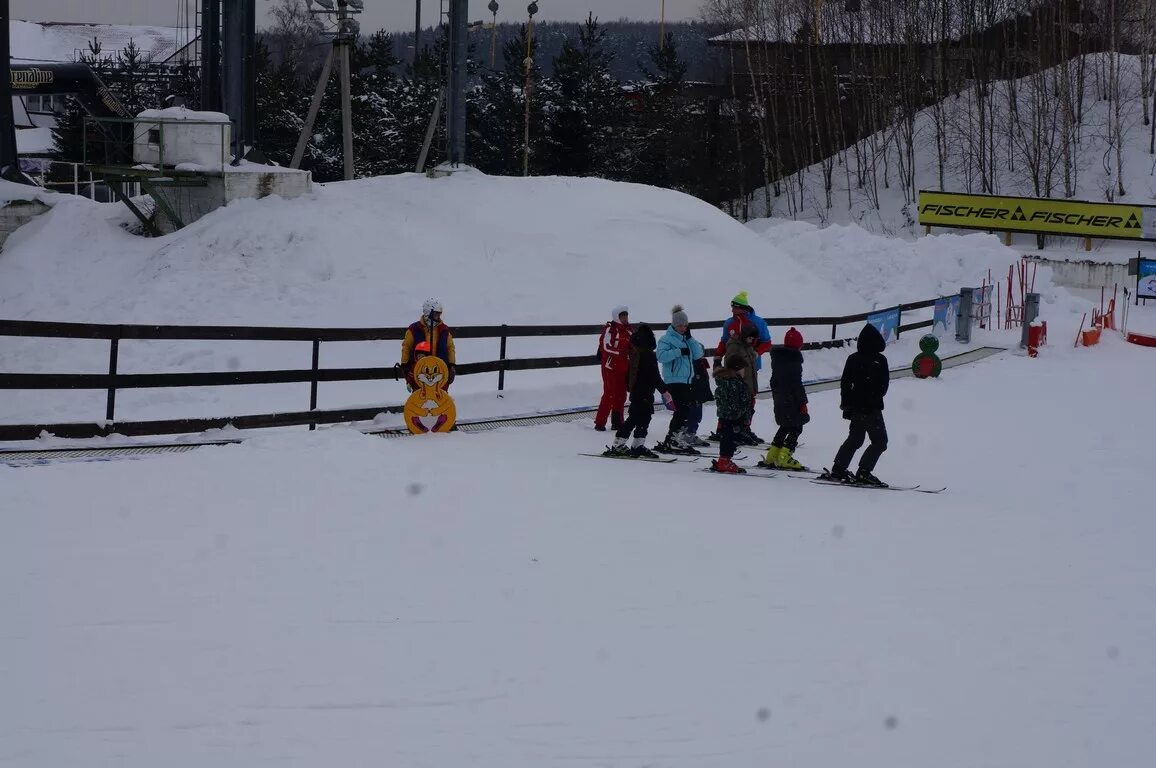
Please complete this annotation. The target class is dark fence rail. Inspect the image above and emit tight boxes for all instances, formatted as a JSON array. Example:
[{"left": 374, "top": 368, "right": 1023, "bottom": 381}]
[{"left": 0, "top": 297, "right": 944, "bottom": 441}]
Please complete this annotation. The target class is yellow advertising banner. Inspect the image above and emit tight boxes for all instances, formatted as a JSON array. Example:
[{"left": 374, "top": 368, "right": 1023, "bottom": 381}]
[{"left": 918, "top": 190, "right": 1150, "bottom": 240}]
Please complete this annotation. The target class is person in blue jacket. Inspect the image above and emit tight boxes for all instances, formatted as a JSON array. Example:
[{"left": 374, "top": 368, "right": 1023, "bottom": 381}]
[{"left": 656, "top": 304, "right": 706, "bottom": 454}]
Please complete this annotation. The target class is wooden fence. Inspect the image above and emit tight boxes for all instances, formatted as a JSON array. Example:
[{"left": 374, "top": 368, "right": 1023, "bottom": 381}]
[{"left": 0, "top": 298, "right": 940, "bottom": 440}]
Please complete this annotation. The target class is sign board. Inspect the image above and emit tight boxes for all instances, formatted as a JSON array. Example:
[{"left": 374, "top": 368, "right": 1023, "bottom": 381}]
[
  {"left": 918, "top": 190, "right": 1149, "bottom": 241},
  {"left": 1138, "top": 259, "right": 1156, "bottom": 300},
  {"left": 867, "top": 307, "right": 900, "bottom": 342}
]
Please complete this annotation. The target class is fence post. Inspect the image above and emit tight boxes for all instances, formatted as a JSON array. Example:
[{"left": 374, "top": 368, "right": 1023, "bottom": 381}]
[
  {"left": 308, "top": 339, "right": 321, "bottom": 430},
  {"left": 497, "top": 325, "right": 507, "bottom": 396},
  {"left": 831, "top": 322, "right": 837, "bottom": 341},
  {"left": 956, "top": 288, "right": 974, "bottom": 344},
  {"left": 105, "top": 334, "right": 120, "bottom": 424},
  {"left": 1020, "top": 293, "right": 1040, "bottom": 349},
  {"left": 894, "top": 305, "right": 903, "bottom": 340}
]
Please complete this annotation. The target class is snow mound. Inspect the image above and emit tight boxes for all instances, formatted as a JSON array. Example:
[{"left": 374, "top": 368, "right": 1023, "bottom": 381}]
[
  {"left": 0, "top": 170, "right": 860, "bottom": 327},
  {"left": 749, "top": 218, "right": 1071, "bottom": 311}
]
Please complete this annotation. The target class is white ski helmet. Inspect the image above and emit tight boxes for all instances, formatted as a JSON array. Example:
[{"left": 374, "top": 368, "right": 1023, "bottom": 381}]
[{"left": 422, "top": 298, "right": 444, "bottom": 320}]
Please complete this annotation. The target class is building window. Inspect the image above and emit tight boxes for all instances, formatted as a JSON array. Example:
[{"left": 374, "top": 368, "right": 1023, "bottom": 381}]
[{"left": 148, "top": 128, "right": 161, "bottom": 145}]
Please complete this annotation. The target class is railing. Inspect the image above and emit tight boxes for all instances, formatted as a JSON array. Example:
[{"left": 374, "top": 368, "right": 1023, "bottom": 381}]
[
  {"left": 25, "top": 160, "right": 141, "bottom": 201},
  {"left": 0, "top": 298, "right": 942, "bottom": 441}
]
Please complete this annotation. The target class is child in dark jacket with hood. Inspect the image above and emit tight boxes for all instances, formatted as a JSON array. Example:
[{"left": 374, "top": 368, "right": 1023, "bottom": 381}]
[
  {"left": 604, "top": 324, "right": 667, "bottom": 459},
  {"left": 822, "top": 323, "right": 890, "bottom": 486},
  {"left": 761, "top": 327, "right": 809, "bottom": 470},
  {"left": 710, "top": 353, "right": 754, "bottom": 474}
]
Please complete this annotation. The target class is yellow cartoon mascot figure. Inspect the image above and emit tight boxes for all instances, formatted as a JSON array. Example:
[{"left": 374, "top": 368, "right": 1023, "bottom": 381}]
[{"left": 404, "top": 355, "right": 457, "bottom": 433}]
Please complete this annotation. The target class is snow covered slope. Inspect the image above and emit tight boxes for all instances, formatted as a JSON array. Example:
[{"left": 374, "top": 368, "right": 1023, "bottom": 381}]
[
  {"left": 2, "top": 328, "right": 1153, "bottom": 768},
  {"left": 747, "top": 54, "right": 1156, "bottom": 264}
]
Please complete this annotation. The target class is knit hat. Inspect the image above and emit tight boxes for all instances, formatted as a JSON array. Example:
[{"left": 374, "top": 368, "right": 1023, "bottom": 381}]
[
  {"left": 611, "top": 305, "right": 629, "bottom": 322},
  {"left": 731, "top": 291, "right": 752, "bottom": 310},
  {"left": 671, "top": 304, "right": 689, "bottom": 326},
  {"left": 784, "top": 327, "right": 804, "bottom": 350}
]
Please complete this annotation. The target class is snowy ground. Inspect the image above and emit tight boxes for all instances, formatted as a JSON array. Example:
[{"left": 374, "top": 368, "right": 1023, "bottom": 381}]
[{"left": 3, "top": 316, "right": 1154, "bottom": 767}]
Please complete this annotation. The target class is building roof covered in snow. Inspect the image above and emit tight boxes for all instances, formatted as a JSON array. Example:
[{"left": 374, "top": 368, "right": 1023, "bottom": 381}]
[{"left": 8, "top": 19, "right": 194, "bottom": 65}]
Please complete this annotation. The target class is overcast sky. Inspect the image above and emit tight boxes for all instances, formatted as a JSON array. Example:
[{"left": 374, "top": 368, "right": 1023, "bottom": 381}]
[{"left": 10, "top": 1, "right": 704, "bottom": 34}]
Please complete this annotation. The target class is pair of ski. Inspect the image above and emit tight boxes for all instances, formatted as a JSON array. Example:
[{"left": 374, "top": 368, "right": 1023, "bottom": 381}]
[
  {"left": 579, "top": 452, "right": 945, "bottom": 493},
  {"left": 581, "top": 448, "right": 748, "bottom": 464},
  {"left": 700, "top": 463, "right": 947, "bottom": 494}
]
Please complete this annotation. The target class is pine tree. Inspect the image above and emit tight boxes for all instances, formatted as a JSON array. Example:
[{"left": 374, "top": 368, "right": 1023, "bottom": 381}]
[
  {"left": 253, "top": 39, "right": 311, "bottom": 167},
  {"left": 629, "top": 34, "right": 690, "bottom": 189},
  {"left": 350, "top": 31, "right": 405, "bottom": 176},
  {"left": 543, "top": 15, "right": 629, "bottom": 178},
  {"left": 51, "top": 39, "right": 115, "bottom": 167},
  {"left": 472, "top": 25, "right": 546, "bottom": 176}
]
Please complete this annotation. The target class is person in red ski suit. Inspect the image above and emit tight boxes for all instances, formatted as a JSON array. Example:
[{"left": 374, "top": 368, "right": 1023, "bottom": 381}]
[{"left": 595, "top": 306, "right": 632, "bottom": 431}]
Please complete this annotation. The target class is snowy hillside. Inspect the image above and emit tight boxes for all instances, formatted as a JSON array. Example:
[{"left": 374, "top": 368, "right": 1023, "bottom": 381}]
[
  {"left": 747, "top": 53, "right": 1156, "bottom": 262},
  {"left": 0, "top": 170, "right": 1043, "bottom": 429}
]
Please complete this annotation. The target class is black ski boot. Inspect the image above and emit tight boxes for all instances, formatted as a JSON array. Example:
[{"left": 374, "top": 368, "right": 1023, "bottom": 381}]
[
  {"left": 820, "top": 467, "right": 855, "bottom": 483},
  {"left": 855, "top": 469, "right": 888, "bottom": 487}
]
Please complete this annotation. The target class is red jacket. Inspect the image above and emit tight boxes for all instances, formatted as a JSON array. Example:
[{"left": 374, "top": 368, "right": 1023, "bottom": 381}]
[{"left": 598, "top": 320, "right": 633, "bottom": 373}]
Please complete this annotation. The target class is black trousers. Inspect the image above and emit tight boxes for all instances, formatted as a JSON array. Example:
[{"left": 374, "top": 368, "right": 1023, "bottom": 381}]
[
  {"left": 615, "top": 398, "right": 654, "bottom": 440},
  {"left": 833, "top": 411, "right": 888, "bottom": 474},
  {"left": 665, "top": 383, "right": 694, "bottom": 439},
  {"left": 772, "top": 426, "right": 801, "bottom": 451},
  {"left": 717, "top": 418, "right": 741, "bottom": 459}
]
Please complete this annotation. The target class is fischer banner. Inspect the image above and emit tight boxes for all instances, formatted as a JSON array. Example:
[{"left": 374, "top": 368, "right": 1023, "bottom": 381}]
[{"left": 918, "top": 191, "right": 1150, "bottom": 241}]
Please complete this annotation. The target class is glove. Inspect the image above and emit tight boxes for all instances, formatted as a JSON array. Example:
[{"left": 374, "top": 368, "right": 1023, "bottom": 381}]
[
  {"left": 801, "top": 413, "right": 811, "bottom": 425},
  {"left": 681, "top": 348, "right": 690, "bottom": 356},
  {"left": 662, "top": 391, "right": 675, "bottom": 411},
  {"left": 713, "top": 357, "right": 722, "bottom": 369},
  {"left": 800, "top": 403, "right": 808, "bottom": 415},
  {"left": 842, "top": 410, "right": 852, "bottom": 421}
]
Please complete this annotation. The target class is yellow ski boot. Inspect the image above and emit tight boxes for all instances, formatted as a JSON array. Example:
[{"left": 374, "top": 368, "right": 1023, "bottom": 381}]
[
  {"left": 758, "top": 445, "right": 782, "bottom": 469},
  {"left": 777, "top": 447, "right": 806, "bottom": 471}
]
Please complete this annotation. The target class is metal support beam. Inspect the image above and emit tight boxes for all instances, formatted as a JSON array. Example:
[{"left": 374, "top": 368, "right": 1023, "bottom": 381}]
[
  {"left": 291, "top": 46, "right": 335, "bottom": 170},
  {"left": 1, "top": 0, "right": 33, "bottom": 183},
  {"left": 221, "top": 0, "right": 246, "bottom": 162},
  {"left": 199, "top": 0, "right": 222, "bottom": 112},
  {"left": 445, "top": 0, "right": 468, "bottom": 166}
]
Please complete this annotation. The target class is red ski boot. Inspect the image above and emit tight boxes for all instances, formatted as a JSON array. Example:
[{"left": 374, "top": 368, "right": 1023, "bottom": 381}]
[{"left": 710, "top": 457, "right": 746, "bottom": 474}]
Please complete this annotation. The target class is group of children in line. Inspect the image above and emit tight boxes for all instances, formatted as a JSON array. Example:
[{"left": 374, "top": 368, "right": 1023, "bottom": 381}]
[{"left": 597, "top": 292, "right": 891, "bottom": 484}]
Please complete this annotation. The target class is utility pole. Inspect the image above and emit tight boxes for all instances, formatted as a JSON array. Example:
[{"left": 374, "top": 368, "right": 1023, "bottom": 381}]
[
  {"left": 523, "top": 1, "right": 538, "bottom": 176},
  {"left": 488, "top": 1, "right": 500, "bottom": 69},
  {"left": 414, "top": 0, "right": 421, "bottom": 65},
  {"left": 659, "top": 0, "right": 665, "bottom": 50},
  {"left": 293, "top": 0, "right": 362, "bottom": 179}
]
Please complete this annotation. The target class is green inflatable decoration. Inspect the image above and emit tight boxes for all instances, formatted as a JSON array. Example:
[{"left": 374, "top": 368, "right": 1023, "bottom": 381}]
[{"left": 912, "top": 334, "right": 942, "bottom": 378}]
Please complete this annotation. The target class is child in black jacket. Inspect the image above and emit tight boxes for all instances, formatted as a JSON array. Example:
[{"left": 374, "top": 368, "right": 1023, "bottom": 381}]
[
  {"left": 823, "top": 323, "right": 890, "bottom": 486},
  {"left": 762, "top": 327, "right": 809, "bottom": 470},
  {"left": 605, "top": 324, "right": 667, "bottom": 459}
]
